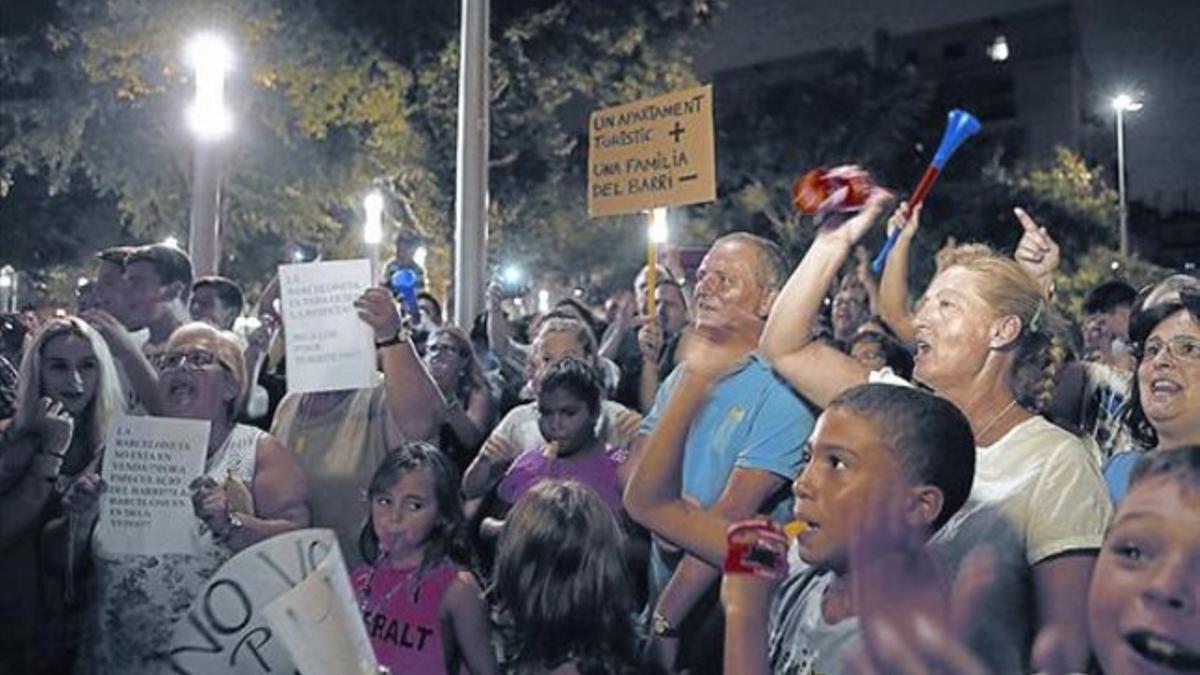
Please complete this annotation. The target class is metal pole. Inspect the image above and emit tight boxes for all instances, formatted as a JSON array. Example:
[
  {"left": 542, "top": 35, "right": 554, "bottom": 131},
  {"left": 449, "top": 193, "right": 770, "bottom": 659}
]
[
  {"left": 453, "top": 0, "right": 489, "bottom": 328},
  {"left": 189, "top": 145, "right": 222, "bottom": 275},
  {"left": 1116, "top": 106, "right": 1128, "bottom": 257}
]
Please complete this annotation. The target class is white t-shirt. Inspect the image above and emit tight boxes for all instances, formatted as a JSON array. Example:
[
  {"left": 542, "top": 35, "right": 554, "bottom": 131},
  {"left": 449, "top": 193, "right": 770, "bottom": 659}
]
[
  {"left": 932, "top": 415, "right": 1111, "bottom": 674},
  {"left": 486, "top": 399, "right": 638, "bottom": 459}
]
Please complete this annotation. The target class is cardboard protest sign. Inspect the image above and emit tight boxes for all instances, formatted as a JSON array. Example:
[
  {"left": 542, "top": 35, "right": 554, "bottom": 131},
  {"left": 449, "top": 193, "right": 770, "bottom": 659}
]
[
  {"left": 279, "top": 259, "right": 376, "bottom": 393},
  {"left": 169, "top": 528, "right": 367, "bottom": 674},
  {"left": 588, "top": 84, "right": 716, "bottom": 217},
  {"left": 263, "top": 538, "right": 377, "bottom": 675},
  {"left": 95, "top": 415, "right": 209, "bottom": 556}
]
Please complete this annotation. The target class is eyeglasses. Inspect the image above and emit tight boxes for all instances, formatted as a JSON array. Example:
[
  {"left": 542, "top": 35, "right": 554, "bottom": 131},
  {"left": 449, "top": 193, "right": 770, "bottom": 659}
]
[
  {"left": 1139, "top": 335, "right": 1200, "bottom": 364},
  {"left": 156, "top": 348, "right": 221, "bottom": 372}
]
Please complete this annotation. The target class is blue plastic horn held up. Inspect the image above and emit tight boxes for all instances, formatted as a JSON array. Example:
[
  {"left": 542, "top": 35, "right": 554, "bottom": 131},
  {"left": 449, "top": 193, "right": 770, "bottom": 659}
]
[
  {"left": 390, "top": 267, "right": 420, "bottom": 319},
  {"left": 931, "top": 109, "right": 983, "bottom": 169},
  {"left": 869, "top": 109, "right": 981, "bottom": 274}
]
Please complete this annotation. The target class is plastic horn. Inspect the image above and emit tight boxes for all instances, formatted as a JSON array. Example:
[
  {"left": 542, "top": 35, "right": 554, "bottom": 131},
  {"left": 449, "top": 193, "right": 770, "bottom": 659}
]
[
  {"left": 390, "top": 268, "right": 420, "bottom": 320},
  {"left": 870, "top": 109, "right": 981, "bottom": 274}
]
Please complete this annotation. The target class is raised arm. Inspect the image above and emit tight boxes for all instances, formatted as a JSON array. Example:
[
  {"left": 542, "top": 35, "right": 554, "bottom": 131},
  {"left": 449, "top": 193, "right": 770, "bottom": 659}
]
[
  {"left": 0, "top": 401, "right": 72, "bottom": 549},
  {"left": 877, "top": 203, "right": 922, "bottom": 345},
  {"left": 636, "top": 321, "right": 665, "bottom": 414},
  {"left": 461, "top": 425, "right": 522, "bottom": 500},
  {"left": 623, "top": 366, "right": 732, "bottom": 566},
  {"left": 355, "top": 288, "right": 446, "bottom": 442},
  {"left": 442, "top": 386, "right": 493, "bottom": 454},
  {"left": 81, "top": 308, "right": 162, "bottom": 414},
  {"left": 599, "top": 293, "right": 637, "bottom": 361},
  {"left": 760, "top": 191, "right": 891, "bottom": 408}
]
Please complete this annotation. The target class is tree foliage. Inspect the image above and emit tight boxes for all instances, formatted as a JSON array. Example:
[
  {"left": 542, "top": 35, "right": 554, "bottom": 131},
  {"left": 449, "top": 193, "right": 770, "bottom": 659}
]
[
  {"left": 1, "top": 0, "right": 719, "bottom": 299},
  {"left": 687, "top": 49, "right": 937, "bottom": 264}
]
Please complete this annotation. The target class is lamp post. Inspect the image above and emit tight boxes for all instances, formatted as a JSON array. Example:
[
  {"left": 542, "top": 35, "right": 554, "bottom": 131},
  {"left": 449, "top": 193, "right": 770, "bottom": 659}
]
[
  {"left": 0, "top": 266, "right": 14, "bottom": 313},
  {"left": 1111, "top": 93, "right": 1143, "bottom": 257},
  {"left": 363, "top": 190, "right": 385, "bottom": 283},
  {"left": 360, "top": 189, "right": 384, "bottom": 283},
  {"left": 453, "top": 0, "right": 490, "bottom": 327},
  {"left": 185, "top": 33, "right": 233, "bottom": 276}
]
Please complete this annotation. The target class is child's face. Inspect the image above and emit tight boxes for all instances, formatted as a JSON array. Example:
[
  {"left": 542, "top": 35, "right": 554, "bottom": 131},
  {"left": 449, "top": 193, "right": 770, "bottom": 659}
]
[
  {"left": 370, "top": 467, "right": 440, "bottom": 562},
  {"left": 537, "top": 387, "right": 597, "bottom": 457},
  {"left": 790, "top": 408, "right": 904, "bottom": 572},
  {"left": 1088, "top": 476, "right": 1200, "bottom": 675}
]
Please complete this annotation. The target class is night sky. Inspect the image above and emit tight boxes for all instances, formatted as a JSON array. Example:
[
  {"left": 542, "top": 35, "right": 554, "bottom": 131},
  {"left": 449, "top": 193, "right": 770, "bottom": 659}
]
[{"left": 696, "top": 0, "right": 1200, "bottom": 214}]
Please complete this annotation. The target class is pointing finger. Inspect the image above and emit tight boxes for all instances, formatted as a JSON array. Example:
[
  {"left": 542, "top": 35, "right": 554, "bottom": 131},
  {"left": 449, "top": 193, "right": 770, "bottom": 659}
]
[{"left": 1013, "top": 207, "right": 1041, "bottom": 234}]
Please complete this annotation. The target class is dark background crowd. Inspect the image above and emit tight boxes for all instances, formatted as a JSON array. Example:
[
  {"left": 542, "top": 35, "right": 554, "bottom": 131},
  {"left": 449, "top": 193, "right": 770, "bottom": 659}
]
[{"left": 1, "top": 191, "right": 1197, "bottom": 675}]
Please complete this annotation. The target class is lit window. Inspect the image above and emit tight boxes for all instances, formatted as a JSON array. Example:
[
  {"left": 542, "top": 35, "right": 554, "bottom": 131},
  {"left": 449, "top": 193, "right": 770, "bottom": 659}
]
[{"left": 987, "top": 35, "right": 1009, "bottom": 62}]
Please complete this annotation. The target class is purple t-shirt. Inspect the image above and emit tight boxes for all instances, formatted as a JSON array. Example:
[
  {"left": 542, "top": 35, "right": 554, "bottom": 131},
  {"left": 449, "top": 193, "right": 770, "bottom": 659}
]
[{"left": 496, "top": 444, "right": 627, "bottom": 515}]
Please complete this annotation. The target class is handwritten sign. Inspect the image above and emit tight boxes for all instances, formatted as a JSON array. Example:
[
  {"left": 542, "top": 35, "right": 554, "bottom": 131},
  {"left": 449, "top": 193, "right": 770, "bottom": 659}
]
[
  {"left": 95, "top": 415, "right": 209, "bottom": 556},
  {"left": 169, "top": 529, "right": 349, "bottom": 674},
  {"left": 588, "top": 84, "right": 716, "bottom": 217},
  {"left": 279, "top": 259, "right": 375, "bottom": 393},
  {"left": 263, "top": 537, "right": 378, "bottom": 675}
]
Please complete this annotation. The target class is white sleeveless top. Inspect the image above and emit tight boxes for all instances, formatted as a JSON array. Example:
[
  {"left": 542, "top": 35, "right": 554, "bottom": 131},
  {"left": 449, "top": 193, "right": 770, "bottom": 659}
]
[{"left": 81, "top": 424, "right": 262, "bottom": 675}]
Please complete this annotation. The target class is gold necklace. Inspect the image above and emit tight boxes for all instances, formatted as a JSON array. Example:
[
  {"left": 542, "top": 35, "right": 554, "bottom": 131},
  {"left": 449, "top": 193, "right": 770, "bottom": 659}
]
[{"left": 975, "top": 399, "right": 1019, "bottom": 442}]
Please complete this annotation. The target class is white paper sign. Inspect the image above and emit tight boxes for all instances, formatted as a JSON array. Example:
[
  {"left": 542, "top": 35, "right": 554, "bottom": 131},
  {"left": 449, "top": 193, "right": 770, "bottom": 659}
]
[
  {"left": 280, "top": 259, "right": 375, "bottom": 393},
  {"left": 169, "top": 528, "right": 346, "bottom": 674},
  {"left": 95, "top": 415, "right": 209, "bottom": 556},
  {"left": 263, "top": 538, "right": 378, "bottom": 675}
]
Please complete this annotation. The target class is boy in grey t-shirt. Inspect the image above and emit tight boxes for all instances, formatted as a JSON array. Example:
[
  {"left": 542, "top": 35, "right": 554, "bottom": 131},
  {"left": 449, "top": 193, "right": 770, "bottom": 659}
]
[{"left": 721, "top": 384, "right": 978, "bottom": 674}]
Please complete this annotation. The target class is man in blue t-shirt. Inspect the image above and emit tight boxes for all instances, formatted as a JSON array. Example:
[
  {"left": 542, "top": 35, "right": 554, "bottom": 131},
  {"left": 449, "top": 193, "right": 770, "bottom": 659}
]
[{"left": 625, "top": 232, "right": 814, "bottom": 674}]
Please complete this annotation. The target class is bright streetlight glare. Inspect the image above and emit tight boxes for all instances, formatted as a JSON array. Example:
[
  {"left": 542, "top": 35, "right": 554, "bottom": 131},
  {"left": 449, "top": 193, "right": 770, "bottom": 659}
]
[
  {"left": 186, "top": 33, "right": 233, "bottom": 141},
  {"left": 162, "top": 236, "right": 180, "bottom": 248},
  {"left": 1111, "top": 93, "right": 1143, "bottom": 112},
  {"left": 649, "top": 208, "right": 669, "bottom": 244},
  {"left": 185, "top": 33, "right": 233, "bottom": 73},
  {"left": 363, "top": 190, "right": 385, "bottom": 245},
  {"left": 503, "top": 265, "right": 523, "bottom": 285}
]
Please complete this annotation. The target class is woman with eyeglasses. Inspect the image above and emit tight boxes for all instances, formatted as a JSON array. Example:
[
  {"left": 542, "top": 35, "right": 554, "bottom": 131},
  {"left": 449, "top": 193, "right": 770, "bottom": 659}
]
[
  {"left": 425, "top": 326, "right": 495, "bottom": 474},
  {"left": 0, "top": 317, "right": 124, "bottom": 674},
  {"left": 61, "top": 322, "right": 309, "bottom": 675},
  {"left": 1103, "top": 275, "right": 1200, "bottom": 503}
]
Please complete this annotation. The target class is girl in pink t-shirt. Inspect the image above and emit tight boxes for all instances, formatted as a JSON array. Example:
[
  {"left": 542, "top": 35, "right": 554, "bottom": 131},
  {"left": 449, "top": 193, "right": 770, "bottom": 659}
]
[
  {"left": 494, "top": 358, "right": 627, "bottom": 517},
  {"left": 351, "top": 443, "right": 497, "bottom": 675}
]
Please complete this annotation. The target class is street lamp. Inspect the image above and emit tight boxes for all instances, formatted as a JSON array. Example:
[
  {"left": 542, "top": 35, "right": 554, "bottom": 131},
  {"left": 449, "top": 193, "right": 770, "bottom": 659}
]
[
  {"left": 1111, "top": 93, "right": 1143, "bottom": 257},
  {"left": 0, "top": 266, "right": 14, "bottom": 313},
  {"left": 186, "top": 32, "right": 234, "bottom": 277},
  {"left": 364, "top": 190, "right": 385, "bottom": 281}
]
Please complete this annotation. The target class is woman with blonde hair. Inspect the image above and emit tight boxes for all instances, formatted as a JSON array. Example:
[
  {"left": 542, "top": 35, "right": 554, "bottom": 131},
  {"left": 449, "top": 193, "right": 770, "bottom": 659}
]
[
  {"left": 0, "top": 317, "right": 125, "bottom": 674},
  {"left": 760, "top": 195, "right": 1110, "bottom": 674}
]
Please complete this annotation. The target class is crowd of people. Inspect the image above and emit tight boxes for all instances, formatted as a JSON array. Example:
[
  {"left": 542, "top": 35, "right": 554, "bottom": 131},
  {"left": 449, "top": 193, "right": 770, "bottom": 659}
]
[{"left": 0, "top": 186, "right": 1197, "bottom": 675}]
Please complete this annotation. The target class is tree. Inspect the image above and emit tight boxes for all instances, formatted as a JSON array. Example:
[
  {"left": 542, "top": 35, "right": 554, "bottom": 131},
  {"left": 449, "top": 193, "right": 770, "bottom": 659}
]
[
  {"left": 685, "top": 48, "right": 937, "bottom": 265},
  {"left": 1, "top": 0, "right": 719, "bottom": 302}
]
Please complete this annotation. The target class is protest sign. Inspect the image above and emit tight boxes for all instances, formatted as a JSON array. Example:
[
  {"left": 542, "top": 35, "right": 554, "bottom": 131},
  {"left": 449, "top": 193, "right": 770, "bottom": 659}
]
[
  {"left": 168, "top": 529, "right": 372, "bottom": 674},
  {"left": 279, "top": 259, "right": 376, "bottom": 393},
  {"left": 263, "top": 538, "right": 377, "bottom": 675},
  {"left": 95, "top": 415, "right": 209, "bottom": 556},
  {"left": 588, "top": 84, "right": 716, "bottom": 217}
]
